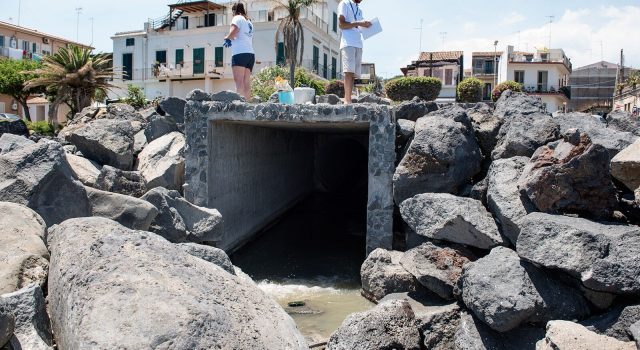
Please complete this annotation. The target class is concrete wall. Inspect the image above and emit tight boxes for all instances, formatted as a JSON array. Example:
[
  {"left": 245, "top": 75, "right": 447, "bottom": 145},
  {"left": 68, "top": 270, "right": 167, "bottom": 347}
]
[
  {"left": 207, "top": 122, "right": 315, "bottom": 250},
  {"left": 184, "top": 98, "right": 396, "bottom": 254}
]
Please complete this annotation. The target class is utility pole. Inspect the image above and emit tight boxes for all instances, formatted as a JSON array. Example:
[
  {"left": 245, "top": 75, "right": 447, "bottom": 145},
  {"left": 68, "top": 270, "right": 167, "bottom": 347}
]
[
  {"left": 17, "top": 0, "right": 21, "bottom": 26},
  {"left": 439, "top": 32, "right": 447, "bottom": 48},
  {"left": 75, "top": 7, "right": 83, "bottom": 42},
  {"left": 413, "top": 19, "right": 424, "bottom": 53},
  {"left": 546, "top": 15, "right": 554, "bottom": 49},
  {"left": 90, "top": 17, "right": 94, "bottom": 46},
  {"left": 494, "top": 40, "right": 499, "bottom": 89}
]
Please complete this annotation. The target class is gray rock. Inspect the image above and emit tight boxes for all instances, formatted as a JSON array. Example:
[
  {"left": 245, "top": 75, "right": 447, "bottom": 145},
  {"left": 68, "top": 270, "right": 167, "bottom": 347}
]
[
  {"left": 177, "top": 243, "right": 235, "bottom": 275},
  {"left": 94, "top": 165, "right": 148, "bottom": 197},
  {"left": 0, "top": 299, "right": 14, "bottom": 348},
  {"left": 0, "top": 134, "right": 34, "bottom": 155},
  {"left": 327, "top": 299, "right": 422, "bottom": 350},
  {"left": 486, "top": 156, "right": 537, "bottom": 245},
  {"left": 0, "top": 203, "right": 48, "bottom": 295},
  {"left": 468, "top": 103, "right": 502, "bottom": 157},
  {"left": 136, "top": 131, "right": 185, "bottom": 191},
  {"left": 454, "top": 311, "right": 545, "bottom": 350},
  {"left": 536, "top": 320, "right": 635, "bottom": 350},
  {"left": 396, "top": 119, "right": 415, "bottom": 153},
  {"left": 470, "top": 176, "right": 488, "bottom": 206},
  {"left": 141, "top": 187, "right": 222, "bottom": 243},
  {"left": 400, "top": 193, "right": 505, "bottom": 249},
  {"left": 360, "top": 248, "right": 423, "bottom": 302},
  {"left": 268, "top": 92, "right": 279, "bottom": 103},
  {"left": 62, "top": 144, "right": 77, "bottom": 154},
  {"left": 581, "top": 305, "right": 640, "bottom": 341},
  {"left": 400, "top": 242, "right": 477, "bottom": 300},
  {"left": 316, "top": 94, "right": 343, "bottom": 105},
  {"left": 157, "top": 97, "right": 186, "bottom": 124},
  {"left": 492, "top": 112, "right": 560, "bottom": 160},
  {"left": 65, "top": 153, "right": 101, "bottom": 187},
  {"left": 518, "top": 131, "right": 617, "bottom": 218},
  {"left": 0, "top": 117, "right": 29, "bottom": 138},
  {"left": 47, "top": 217, "right": 306, "bottom": 349},
  {"left": 517, "top": 212, "right": 640, "bottom": 295},
  {"left": 106, "top": 103, "right": 140, "bottom": 121},
  {"left": 352, "top": 93, "right": 391, "bottom": 105},
  {"left": 211, "top": 90, "right": 245, "bottom": 103},
  {"left": 1, "top": 285, "right": 53, "bottom": 350},
  {"left": 144, "top": 114, "right": 179, "bottom": 142},
  {"left": 186, "top": 89, "right": 211, "bottom": 101},
  {"left": 380, "top": 293, "right": 460, "bottom": 350},
  {"left": 133, "top": 130, "right": 147, "bottom": 155},
  {"left": 85, "top": 186, "right": 158, "bottom": 231},
  {"left": 459, "top": 247, "right": 590, "bottom": 332},
  {"left": 607, "top": 111, "right": 640, "bottom": 136},
  {"left": 0, "top": 141, "right": 91, "bottom": 225},
  {"left": 554, "top": 112, "right": 638, "bottom": 158},
  {"left": 493, "top": 90, "right": 547, "bottom": 120},
  {"left": 636, "top": 187, "right": 640, "bottom": 207},
  {"left": 611, "top": 139, "right": 640, "bottom": 191},
  {"left": 65, "top": 119, "right": 135, "bottom": 170},
  {"left": 394, "top": 106, "right": 482, "bottom": 203},
  {"left": 630, "top": 321, "right": 640, "bottom": 347},
  {"left": 395, "top": 96, "right": 439, "bottom": 122}
]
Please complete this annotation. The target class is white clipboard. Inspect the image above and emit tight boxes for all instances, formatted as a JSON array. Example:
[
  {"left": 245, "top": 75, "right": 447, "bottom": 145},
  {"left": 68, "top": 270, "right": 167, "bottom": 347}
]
[{"left": 361, "top": 17, "right": 382, "bottom": 40}]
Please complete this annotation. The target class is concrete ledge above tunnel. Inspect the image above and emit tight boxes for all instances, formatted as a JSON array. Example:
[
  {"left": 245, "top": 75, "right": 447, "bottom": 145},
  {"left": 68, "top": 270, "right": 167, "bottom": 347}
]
[{"left": 183, "top": 102, "right": 396, "bottom": 254}]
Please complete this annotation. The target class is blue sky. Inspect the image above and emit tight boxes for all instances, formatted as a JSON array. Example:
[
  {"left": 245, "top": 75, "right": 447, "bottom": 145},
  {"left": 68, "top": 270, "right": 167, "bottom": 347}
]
[{"left": 4, "top": 0, "right": 639, "bottom": 78}]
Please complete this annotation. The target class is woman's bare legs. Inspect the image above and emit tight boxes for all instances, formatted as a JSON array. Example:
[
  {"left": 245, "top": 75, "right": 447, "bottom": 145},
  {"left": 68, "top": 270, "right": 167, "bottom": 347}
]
[
  {"left": 232, "top": 66, "right": 246, "bottom": 97},
  {"left": 243, "top": 68, "right": 252, "bottom": 100}
]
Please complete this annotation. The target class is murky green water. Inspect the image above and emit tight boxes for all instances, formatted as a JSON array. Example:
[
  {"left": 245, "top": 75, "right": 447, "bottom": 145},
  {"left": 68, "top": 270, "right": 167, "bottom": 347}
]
[{"left": 231, "top": 193, "right": 374, "bottom": 344}]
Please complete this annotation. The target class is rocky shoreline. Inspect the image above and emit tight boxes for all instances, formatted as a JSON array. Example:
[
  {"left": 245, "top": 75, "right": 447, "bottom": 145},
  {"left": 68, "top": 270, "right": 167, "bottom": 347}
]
[{"left": 1, "top": 90, "right": 639, "bottom": 349}]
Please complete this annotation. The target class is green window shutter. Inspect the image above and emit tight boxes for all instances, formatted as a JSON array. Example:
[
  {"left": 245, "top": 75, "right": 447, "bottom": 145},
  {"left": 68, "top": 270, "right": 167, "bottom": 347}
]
[
  {"left": 313, "top": 46, "right": 319, "bottom": 73},
  {"left": 277, "top": 42, "right": 285, "bottom": 66},
  {"left": 193, "top": 48, "right": 205, "bottom": 74},
  {"left": 155, "top": 50, "right": 167, "bottom": 64},
  {"left": 0, "top": 36, "right": 4, "bottom": 47},
  {"left": 122, "top": 53, "right": 133, "bottom": 80},
  {"left": 333, "top": 12, "right": 338, "bottom": 33},
  {"left": 331, "top": 57, "right": 337, "bottom": 79},
  {"left": 215, "top": 47, "right": 223, "bottom": 67},
  {"left": 323, "top": 53, "right": 328, "bottom": 79},
  {"left": 175, "top": 49, "right": 184, "bottom": 65}
]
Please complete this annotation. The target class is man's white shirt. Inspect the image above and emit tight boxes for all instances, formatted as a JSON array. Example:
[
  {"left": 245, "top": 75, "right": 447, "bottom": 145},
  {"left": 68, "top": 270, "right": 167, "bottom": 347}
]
[{"left": 338, "top": 0, "right": 364, "bottom": 49}]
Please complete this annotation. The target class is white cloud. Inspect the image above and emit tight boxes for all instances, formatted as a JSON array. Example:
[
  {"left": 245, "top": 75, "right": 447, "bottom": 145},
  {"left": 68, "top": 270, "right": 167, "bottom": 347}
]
[
  {"left": 444, "top": 5, "right": 640, "bottom": 70},
  {"left": 501, "top": 12, "right": 526, "bottom": 26}
]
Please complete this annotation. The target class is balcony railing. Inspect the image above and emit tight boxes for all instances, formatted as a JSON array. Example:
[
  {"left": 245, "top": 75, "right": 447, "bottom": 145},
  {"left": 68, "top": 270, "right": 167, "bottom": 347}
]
[
  {"left": 523, "top": 84, "right": 571, "bottom": 99},
  {"left": 117, "top": 59, "right": 343, "bottom": 81}
]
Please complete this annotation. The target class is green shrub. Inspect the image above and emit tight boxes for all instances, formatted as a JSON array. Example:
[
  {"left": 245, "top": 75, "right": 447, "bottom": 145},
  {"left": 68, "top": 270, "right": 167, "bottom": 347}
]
[
  {"left": 457, "top": 77, "right": 483, "bottom": 103},
  {"left": 24, "top": 120, "right": 55, "bottom": 136},
  {"left": 122, "top": 84, "right": 148, "bottom": 110},
  {"left": 325, "top": 80, "right": 345, "bottom": 97},
  {"left": 492, "top": 80, "right": 523, "bottom": 102},
  {"left": 384, "top": 77, "right": 442, "bottom": 102},
  {"left": 251, "top": 66, "right": 326, "bottom": 101}
]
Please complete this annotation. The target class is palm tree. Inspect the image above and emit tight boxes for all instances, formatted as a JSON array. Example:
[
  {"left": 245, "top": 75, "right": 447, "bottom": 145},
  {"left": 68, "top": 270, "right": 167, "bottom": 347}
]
[
  {"left": 274, "top": 0, "right": 318, "bottom": 85},
  {"left": 25, "top": 46, "right": 115, "bottom": 122}
]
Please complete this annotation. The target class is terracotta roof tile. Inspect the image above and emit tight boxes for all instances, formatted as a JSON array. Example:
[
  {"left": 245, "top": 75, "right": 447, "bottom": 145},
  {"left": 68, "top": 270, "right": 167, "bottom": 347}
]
[
  {"left": 472, "top": 51, "right": 503, "bottom": 57},
  {"left": 418, "top": 51, "right": 463, "bottom": 61}
]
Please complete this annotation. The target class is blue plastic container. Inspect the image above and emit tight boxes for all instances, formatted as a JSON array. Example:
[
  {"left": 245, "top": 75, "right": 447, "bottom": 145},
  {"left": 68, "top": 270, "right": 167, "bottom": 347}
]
[{"left": 278, "top": 91, "right": 295, "bottom": 105}]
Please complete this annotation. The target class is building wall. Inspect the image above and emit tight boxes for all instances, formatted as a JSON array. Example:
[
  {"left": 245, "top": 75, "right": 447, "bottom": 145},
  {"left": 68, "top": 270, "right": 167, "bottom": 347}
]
[
  {"left": 505, "top": 63, "right": 569, "bottom": 91},
  {"left": 111, "top": 0, "right": 342, "bottom": 100},
  {"left": 614, "top": 88, "right": 639, "bottom": 113}
]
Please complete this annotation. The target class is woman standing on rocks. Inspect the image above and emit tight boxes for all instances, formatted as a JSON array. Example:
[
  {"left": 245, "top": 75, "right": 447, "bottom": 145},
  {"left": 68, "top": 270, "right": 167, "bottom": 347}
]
[{"left": 224, "top": 3, "right": 255, "bottom": 100}]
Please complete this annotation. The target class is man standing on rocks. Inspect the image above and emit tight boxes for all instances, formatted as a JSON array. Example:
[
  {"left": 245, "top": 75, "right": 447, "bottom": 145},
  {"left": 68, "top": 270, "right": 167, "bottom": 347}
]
[{"left": 338, "top": 0, "right": 371, "bottom": 104}]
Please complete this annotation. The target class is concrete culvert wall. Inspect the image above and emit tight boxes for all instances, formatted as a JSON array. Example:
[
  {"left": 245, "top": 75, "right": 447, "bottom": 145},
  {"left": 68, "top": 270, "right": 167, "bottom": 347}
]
[{"left": 184, "top": 101, "right": 396, "bottom": 254}]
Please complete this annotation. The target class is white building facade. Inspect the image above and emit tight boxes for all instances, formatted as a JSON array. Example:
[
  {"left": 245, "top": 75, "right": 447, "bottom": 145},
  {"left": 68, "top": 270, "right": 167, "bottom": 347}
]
[
  {"left": 498, "top": 46, "right": 572, "bottom": 113},
  {"left": 401, "top": 51, "right": 464, "bottom": 102},
  {"left": 111, "top": 0, "right": 342, "bottom": 100}
]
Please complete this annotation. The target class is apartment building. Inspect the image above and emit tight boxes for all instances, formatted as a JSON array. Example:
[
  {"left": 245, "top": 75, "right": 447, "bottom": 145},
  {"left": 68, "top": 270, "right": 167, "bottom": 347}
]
[
  {"left": 401, "top": 51, "right": 464, "bottom": 101},
  {"left": 0, "top": 21, "right": 90, "bottom": 121},
  {"left": 568, "top": 61, "right": 624, "bottom": 114},
  {"left": 471, "top": 51, "right": 502, "bottom": 101},
  {"left": 497, "top": 46, "right": 572, "bottom": 113},
  {"left": 111, "top": 0, "right": 343, "bottom": 100}
]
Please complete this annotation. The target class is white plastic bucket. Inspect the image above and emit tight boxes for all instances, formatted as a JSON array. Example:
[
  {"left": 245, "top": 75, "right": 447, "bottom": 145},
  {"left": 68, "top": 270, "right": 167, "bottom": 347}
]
[{"left": 294, "top": 87, "right": 316, "bottom": 104}]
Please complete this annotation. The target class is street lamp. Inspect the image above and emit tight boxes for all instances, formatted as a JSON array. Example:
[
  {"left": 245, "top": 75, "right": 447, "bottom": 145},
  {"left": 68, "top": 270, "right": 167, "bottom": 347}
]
[{"left": 494, "top": 40, "right": 499, "bottom": 90}]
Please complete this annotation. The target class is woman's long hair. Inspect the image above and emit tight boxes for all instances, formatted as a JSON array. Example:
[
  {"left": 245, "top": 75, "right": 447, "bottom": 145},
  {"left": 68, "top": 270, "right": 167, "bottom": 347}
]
[{"left": 232, "top": 3, "right": 248, "bottom": 19}]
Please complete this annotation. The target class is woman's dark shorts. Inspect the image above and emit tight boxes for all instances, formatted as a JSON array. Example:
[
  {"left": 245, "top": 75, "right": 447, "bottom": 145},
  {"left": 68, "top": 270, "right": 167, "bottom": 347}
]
[{"left": 232, "top": 53, "right": 255, "bottom": 71}]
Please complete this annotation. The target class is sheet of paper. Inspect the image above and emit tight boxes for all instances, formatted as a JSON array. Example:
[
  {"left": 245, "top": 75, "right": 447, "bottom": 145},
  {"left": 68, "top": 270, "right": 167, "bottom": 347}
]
[{"left": 361, "top": 17, "right": 382, "bottom": 40}]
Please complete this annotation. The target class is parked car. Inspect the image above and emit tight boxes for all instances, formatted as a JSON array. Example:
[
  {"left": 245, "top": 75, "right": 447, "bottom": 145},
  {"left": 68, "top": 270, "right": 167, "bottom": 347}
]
[{"left": 0, "top": 113, "right": 22, "bottom": 122}]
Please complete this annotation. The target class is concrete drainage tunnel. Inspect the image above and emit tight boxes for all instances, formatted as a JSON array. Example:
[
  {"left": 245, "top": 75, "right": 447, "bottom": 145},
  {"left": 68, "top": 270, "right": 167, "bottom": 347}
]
[{"left": 184, "top": 103, "right": 396, "bottom": 343}]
